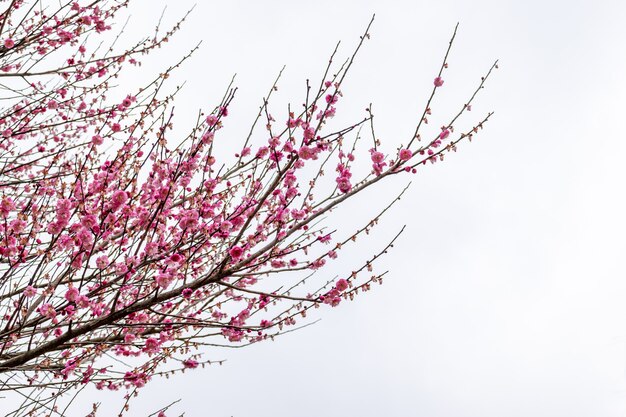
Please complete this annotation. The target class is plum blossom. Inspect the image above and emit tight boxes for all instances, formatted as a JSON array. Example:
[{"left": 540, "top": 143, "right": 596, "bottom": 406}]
[
  {"left": 399, "top": 148, "right": 413, "bottom": 161},
  {"left": 24, "top": 286, "right": 37, "bottom": 297},
  {"left": 142, "top": 337, "right": 161, "bottom": 354},
  {"left": 229, "top": 246, "right": 244, "bottom": 260},
  {"left": 325, "top": 93, "right": 339, "bottom": 104},
  {"left": 37, "top": 303, "right": 57, "bottom": 320},
  {"left": 182, "top": 359, "right": 199, "bottom": 369},
  {"left": 110, "top": 190, "right": 128, "bottom": 211},
  {"left": 370, "top": 151, "right": 385, "bottom": 164},
  {"left": 0, "top": 197, "right": 15, "bottom": 217},
  {"left": 335, "top": 279, "right": 349, "bottom": 292},
  {"left": 95, "top": 255, "right": 109, "bottom": 270},
  {"left": 206, "top": 115, "right": 218, "bottom": 126},
  {"left": 65, "top": 286, "right": 80, "bottom": 302}
]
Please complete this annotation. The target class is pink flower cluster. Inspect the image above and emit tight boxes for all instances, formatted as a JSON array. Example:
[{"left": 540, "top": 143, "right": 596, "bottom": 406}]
[
  {"left": 320, "top": 278, "right": 350, "bottom": 307},
  {"left": 370, "top": 149, "right": 387, "bottom": 175},
  {"left": 336, "top": 164, "right": 352, "bottom": 193},
  {"left": 46, "top": 199, "right": 72, "bottom": 235}
]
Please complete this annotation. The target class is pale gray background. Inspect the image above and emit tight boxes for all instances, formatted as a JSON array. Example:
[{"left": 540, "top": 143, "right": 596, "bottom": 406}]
[{"left": 65, "top": 0, "right": 626, "bottom": 415}]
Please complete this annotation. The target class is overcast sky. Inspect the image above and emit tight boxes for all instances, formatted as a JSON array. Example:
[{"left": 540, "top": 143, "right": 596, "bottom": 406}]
[{"left": 65, "top": 0, "right": 626, "bottom": 416}]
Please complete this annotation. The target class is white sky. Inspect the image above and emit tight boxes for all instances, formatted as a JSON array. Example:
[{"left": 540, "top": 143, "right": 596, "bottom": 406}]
[{"left": 34, "top": 0, "right": 626, "bottom": 416}]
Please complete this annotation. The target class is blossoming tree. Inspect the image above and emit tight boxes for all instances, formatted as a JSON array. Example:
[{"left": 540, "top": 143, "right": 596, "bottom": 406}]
[{"left": 0, "top": 0, "right": 497, "bottom": 415}]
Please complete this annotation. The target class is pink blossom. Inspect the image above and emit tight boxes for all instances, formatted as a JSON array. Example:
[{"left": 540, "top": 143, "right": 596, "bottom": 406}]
[
  {"left": 90, "top": 302, "right": 106, "bottom": 317},
  {"left": 287, "top": 118, "right": 301, "bottom": 128},
  {"left": 142, "top": 337, "right": 161, "bottom": 354},
  {"left": 70, "top": 253, "right": 84, "bottom": 269},
  {"left": 371, "top": 151, "right": 385, "bottom": 164},
  {"left": 399, "top": 148, "right": 413, "bottom": 161},
  {"left": 182, "top": 359, "right": 199, "bottom": 369},
  {"left": 65, "top": 305, "right": 76, "bottom": 318},
  {"left": 298, "top": 146, "right": 317, "bottom": 160},
  {"left": 434, "top": 77, "right": 444, "bottom": 87},
  {"left": 316, "top": 106, "right": 336, "bottom": 119},
  {"left": 168, "top": 253, "right": 184, "bottom": 264},
  {"left": 291, "top": 209, "right": 306, "bottom": 220},
  {"left": 221, "top": 327, "right": 244, "bottom": 342},
  {"left": 61, "top": 359, "right": 77, "bottom": 379},
  {"left": 37, "top": 303, "right": 57, "bottom": 320},
  {"left": 303, "top": 126, "right": 315, "bottom": 142},
  {"left": 206, "top": 115, "right": 218, "bottom": 126},
  {"left": 231, "top": 216, "right": 245, "bottom": 229},
  {"left": 309, "top": 258, "right": 326, "bottom": 269},
  {"left": 219, "top": 220, "right": 233, "bottom": 232},
  {"left": 76, "top": 295, "right": 90, "bottom": 309},
  {"left": 179, "top": 209, "right": 199, "bottom": 229},
  {"left": 95, "top": 255, "right": 109, "bottom": 270},
  {"left": 110, "top": 190, "right": 128, "bottom": 211},
  {"left": 336, "top": 177, "right": 351, "bottom": 194},
  {"left": 321, "top": 288, "right": 342, "bottom": 307},
  {"left": 336, "top": 279, "right": 349, "bottom": 292},
  {"left": 156, "top": 272, "right": 174, "bottom": 289},
  {"left": 124, "top": 371, "right": 148, "bottom": 388},
  {"left": 268, "top": 136, "right": 281, "bottom": 148},
  {"left": 318, "top": 234, "right": 332, "bottom": 243},
  {"left": 202, "top": 132, "right": 215, "bottom": 144},
  {"left": 65, "top": 286, "right": 80, "bottom": 302},
  {"left": 4, "top": 39, "right": 14, "bottom": 49},
  {"left": 9, "top": 218, "right": 26, "bottom": 234},
  {"left": 80, "top": 214, "right": 98, "bottom": 229},
  {"left": 256, "top": 146, "right": 269, "bottom": 158},
  {"left": 0, "top": 197, "right": 16, "bottom": 217},
  {"left": 229, "top": 246, "right": 244, "bottom": 260},
  {"left": 76, "top": 227, "right": 94, "bottom": 247},
  {"left": 24, "top": 286, "right": 37, "bottom": 297},
  {"left": 439, "top": 128, "right": 450, "bottom": 140},
  {"left": 115, "top": 263, "right": 128, "bottom": 275},
  {"left": 270, "top": 259, "right": 285, "bottom": 268}
]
